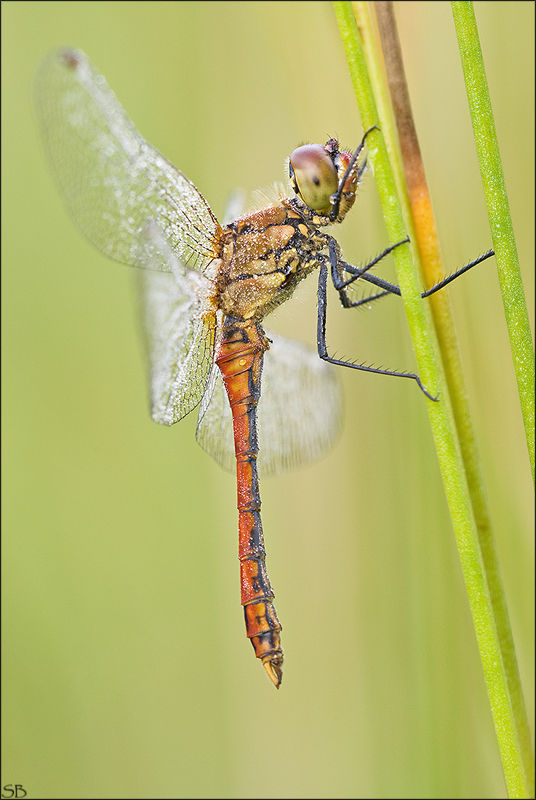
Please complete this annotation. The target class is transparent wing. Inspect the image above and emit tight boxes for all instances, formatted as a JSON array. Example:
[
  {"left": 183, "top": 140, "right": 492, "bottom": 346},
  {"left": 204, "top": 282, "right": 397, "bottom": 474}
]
[
  {"left": 35, "top": 49, "right": 221, "bottom": 273},
  {"left": 137, "top": 221, "right": 216, "bottom": 425},
  {"left": 195, "top": 363, "right": 234, "bottom": 469},
  {"left": 196, "top": 333, "right": 342, "bottom": 475}
]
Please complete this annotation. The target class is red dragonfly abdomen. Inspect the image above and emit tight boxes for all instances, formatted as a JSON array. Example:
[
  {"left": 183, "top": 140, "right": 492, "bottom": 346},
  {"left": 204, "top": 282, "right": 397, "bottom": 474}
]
[{"left": 215, "top": 317, "right": 284, "bottom": 688}]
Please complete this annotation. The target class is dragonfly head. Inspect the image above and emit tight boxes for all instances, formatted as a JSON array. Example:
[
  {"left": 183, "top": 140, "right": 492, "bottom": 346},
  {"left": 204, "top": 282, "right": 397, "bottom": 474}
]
[{"left": 288, "top": 138, "right": 363, "bottom": 222}]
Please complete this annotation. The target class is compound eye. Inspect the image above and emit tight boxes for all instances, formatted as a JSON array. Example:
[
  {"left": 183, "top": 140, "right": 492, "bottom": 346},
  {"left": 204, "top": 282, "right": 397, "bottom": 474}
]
[{"left": 288, "top": 144, "right": 338, "bottom": 214}]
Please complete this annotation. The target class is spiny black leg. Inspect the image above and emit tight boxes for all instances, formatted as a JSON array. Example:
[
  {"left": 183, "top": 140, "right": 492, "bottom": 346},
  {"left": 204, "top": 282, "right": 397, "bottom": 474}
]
[
  {"left": 337, "top": 264, "right": 401, "bottom": 297},
  {"left": 320, "top": 242, "right": 493, "bottom": 399},
  {"left": 344, "top": 288, "right": 393, "bottom": 309},
  {"left": 328, "top": 238, "right": 354, "bottom": 309},
  {"left": 329, "top": 125, "right": 378, "bottom": 222},
  {"left": 317, "top": 258, "right": 438, "bottom": 401},
  {"left": 335, "top": 247, "right": 495, "bottom": 308},
  {"left": 331, "top": 237, "right": 410, "bottom": 294},
  {"left": 316, "top": 258, "right": 330, "bottom": 352},
  {"left": 329, "top": 236, "right": 409, "bottom": 310},
  {"left": 421, "top": 250, "right": 495, "bottom": 297}
]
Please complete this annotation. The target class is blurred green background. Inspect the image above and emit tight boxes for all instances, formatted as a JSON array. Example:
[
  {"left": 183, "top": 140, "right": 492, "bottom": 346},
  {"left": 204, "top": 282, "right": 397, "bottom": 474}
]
[{"left": 3, "top": 2, "right": 533, "bottom": 797}]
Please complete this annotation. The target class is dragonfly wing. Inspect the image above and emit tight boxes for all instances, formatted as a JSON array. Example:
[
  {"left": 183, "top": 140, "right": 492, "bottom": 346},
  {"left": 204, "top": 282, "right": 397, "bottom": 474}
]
[
  {"left": 35, "top": 49, "right": 221, "bottom": 273},
  {"left": 196, "top": 333, "right": 342, "bottom": 475},
  {"left": 195, "top": 361, "right": 236, "bottom": 472},
  {"left": 137, "top": 222, "right": 216, "bottom": 425},
  {"left": 257, "top": 333, "right": 342, "bottom": 475}
]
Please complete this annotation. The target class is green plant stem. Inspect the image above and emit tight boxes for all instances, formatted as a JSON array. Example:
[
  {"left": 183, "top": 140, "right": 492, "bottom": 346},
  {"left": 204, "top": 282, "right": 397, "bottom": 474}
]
[
  {"left": 375, "top": 3, "right": 534, "bottom": 797},
  {"left": 451, "top": 1, "right": 535, "bottom": 485},
  {"left": 333, "top": 2, "right": 531, "bottom": 796}
]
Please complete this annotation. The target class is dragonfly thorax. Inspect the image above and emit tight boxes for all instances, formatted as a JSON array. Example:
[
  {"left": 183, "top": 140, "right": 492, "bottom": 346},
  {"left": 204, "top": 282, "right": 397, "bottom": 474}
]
[{"left": 214, "top": 203, "right": 327, "bottom": 322}]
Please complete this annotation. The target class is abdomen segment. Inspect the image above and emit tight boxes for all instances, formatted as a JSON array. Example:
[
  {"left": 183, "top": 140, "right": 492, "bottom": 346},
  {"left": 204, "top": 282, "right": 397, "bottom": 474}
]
[{"left": 216, "top": 318, "right": 283, "bottom": 688}]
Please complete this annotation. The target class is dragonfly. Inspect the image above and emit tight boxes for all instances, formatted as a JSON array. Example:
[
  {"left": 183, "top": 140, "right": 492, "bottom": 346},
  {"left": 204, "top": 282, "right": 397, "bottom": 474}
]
[{"left": 35, "top": 49, "right": 493, "bottom": 688}]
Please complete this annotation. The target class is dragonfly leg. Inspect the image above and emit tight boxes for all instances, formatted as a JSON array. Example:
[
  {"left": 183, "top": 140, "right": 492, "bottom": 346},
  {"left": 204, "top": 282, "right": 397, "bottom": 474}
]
[
  {"left": 334, "top": 243, "right": 495, "bottom": 310},
  {"left": 330, "top": 236, "right": 409, "bottom": 307},
  {"left": 420, "top": 250, "right": 495, "bottom": 297},
  {"left": 329, "top": 125, "right": 377, "bottom": 221},
  {"left": 318, "top": 240, "right": 495, "bottom": 397},
  {"left": 317, "top": 244, "right": 438, "bottom": 400}
]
